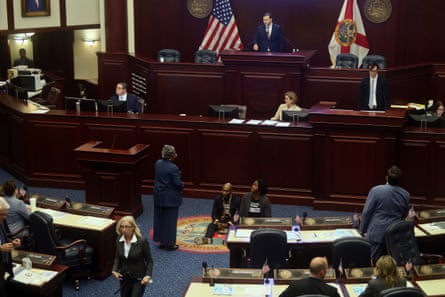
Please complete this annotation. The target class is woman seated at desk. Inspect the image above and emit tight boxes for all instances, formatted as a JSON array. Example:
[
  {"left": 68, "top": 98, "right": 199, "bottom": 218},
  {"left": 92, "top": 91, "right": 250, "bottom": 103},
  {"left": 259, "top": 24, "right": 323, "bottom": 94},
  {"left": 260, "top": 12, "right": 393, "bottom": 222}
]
[
  {"left": 270, "top": 91, "right": 302, "bottom": 121},
  {"left": 358, "top": 255, "right": 406, "bottom": 297},
  {"left": 235, "top": 179, "right": 272, "bottom": 222}
]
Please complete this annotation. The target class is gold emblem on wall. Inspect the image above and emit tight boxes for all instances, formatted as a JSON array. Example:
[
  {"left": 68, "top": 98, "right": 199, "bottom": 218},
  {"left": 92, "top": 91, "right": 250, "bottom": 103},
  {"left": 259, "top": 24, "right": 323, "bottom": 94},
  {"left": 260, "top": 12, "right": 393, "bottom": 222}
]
[
  {"left": 364, "top": 0, "right": 392, "bottom": 23},
  {"left": 187, "top": 0, "right": 213, "bottom": 19}
]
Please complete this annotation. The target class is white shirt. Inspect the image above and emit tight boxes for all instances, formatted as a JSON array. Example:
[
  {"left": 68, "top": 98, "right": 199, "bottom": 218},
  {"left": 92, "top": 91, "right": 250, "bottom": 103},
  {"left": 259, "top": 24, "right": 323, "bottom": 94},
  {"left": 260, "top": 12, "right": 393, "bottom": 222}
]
[
  {"left": 119, "top": 233, "right": 137, "bottom": 258},
  {"left": 369, "top": 75, "right": 378, "bottom": 109},
  {"left": 119, "top": 94, "right": 127, "bottom": 102}
]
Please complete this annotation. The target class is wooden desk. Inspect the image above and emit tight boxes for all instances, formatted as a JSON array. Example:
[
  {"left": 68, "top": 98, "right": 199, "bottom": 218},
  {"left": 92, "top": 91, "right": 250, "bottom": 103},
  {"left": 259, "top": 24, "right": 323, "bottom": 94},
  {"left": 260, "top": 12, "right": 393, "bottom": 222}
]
[
  {"left": 415, "top": 279, "right": 445, "bottom": 297},
  {"left": 8, "top": 263, "right": 67, "bottom": 297},
  {"left": 225, "top": 228, "right": 361, "bottom": 268},
  {"left": 417, "top": 209, "right": 445, "bottom": 223},
  {"left": 183, "top": 281, "right": 289, "bottom": 297},
  {"left": 37, "top": 208, "right": 116, "bottom": 279}
]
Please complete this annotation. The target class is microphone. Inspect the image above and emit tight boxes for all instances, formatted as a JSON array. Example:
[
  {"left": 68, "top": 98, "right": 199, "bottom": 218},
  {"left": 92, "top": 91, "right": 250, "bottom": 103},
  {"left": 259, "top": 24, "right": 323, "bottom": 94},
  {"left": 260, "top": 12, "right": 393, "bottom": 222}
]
[
  {"left": 283, "top": 35, "right": 298, "bottom": 52},
  {"left": 202, "top": 261, "right": 208, "bottom": 277},
  {"left": 65, "top": 196, "right": 73, "bottom": 209},
  {"left": 111, "top": 134, "right": 118, "bottom": 149},
  {"left": 302, "top": 212, "right": 308, "bottom": 225}
]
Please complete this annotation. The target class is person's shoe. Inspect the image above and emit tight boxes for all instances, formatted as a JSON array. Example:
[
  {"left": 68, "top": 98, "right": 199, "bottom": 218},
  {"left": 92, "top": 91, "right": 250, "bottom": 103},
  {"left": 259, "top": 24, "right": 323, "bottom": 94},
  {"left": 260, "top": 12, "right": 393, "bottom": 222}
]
[
  {"left": 165, "top": 244, "right": 179, "bottom": 251},
  {"left": 158, "top": 244, "right": 167, "bottom": 249},
  {"left": 194, "top": 237, "right": 204, "bottom": 245}
]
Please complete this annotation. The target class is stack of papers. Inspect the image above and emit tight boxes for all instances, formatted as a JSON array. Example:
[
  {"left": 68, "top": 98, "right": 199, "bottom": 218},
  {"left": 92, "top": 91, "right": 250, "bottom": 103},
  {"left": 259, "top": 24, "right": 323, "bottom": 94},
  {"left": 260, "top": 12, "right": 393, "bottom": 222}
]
[{"left": 13, "top": 265, "right": 58, "bottom": 286}]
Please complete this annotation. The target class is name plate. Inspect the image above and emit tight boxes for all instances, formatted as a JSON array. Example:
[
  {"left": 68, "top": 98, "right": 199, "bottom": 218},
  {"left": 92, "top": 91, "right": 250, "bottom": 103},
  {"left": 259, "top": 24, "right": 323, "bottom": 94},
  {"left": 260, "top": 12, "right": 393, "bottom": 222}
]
[
  {"left": 415, "top": 264, "right": 445, "bottom": 280},
  {"left": 418, "top": 209, "right": 445, "bottom": 222},
  {"left": 202, "top": 268, "right": 263, "bottom": 283},
  {"left": 274, "top": 268, "right": 336, "bottom": 283},
  {"left": 11, "top": 250, "right": 56, "bottom": 269},
  {"left": 67, "top": 202, "right": 114, "bottom": 218},
  {"left": 32, "top": 194, "right": 66, "bottom": 210},
  {"left": 239, "top": 217, "right": 292, "bottom": 229},
  {"left": 303, "top": 216, "right": 353, "bottom": 230},
  {"left": 345, "top": 267, "right": 406, "bottom": 282}
]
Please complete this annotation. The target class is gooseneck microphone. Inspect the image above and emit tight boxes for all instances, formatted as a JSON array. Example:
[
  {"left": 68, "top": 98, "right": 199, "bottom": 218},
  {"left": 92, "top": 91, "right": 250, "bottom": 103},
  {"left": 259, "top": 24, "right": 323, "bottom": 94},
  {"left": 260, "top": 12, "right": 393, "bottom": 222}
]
[{"left": 202, "top": 261, "right": 208, "bottom": 276}]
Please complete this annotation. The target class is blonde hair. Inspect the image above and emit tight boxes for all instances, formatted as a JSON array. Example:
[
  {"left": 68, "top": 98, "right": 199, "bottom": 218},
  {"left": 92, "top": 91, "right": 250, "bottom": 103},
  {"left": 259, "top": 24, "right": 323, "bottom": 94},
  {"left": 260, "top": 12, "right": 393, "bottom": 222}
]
[
  {"left": 116, "top": 215, "right": 143, "bottom": 239},
  {"left": 375, "top": 255, "right": 403, "bottom": 288},
  {"left": 284, "top": 91, "right": 297, "bottom": 104}
]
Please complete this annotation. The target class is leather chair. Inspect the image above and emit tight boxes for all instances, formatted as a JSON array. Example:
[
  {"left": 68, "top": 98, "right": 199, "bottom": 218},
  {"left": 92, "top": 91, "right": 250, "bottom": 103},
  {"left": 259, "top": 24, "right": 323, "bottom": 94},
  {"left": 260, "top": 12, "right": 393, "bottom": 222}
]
[
  {"left": 194, "top": 49, "right": 217, "bottom": 64},
  {"left": 335, "top": 53, "right": 359, "bottom": 68},
  {"left": 248, "top": 228, "right": 289, "bottom": 277},
  {"left": 33, "top": 86, "right": 62, "bottom": 109},
  {"left": 361, "top": 54, "right": 386, "bottom": 69},
  {"left": 385, "top": 220, "right": 443, "bottom": 266},
  {"left": 157, "top": 49, "right": 180, "bottom": 62},
  {"left": 332, "top": 237, "right": 371, "bottom": 277},
  {"left": 29, "top": 211, "right": 94, "bottom": 290},
  {"left": 138, "top": 97, "right": 146, "bottom": 113},
  {"left": 380, "top": 287, "right": 426, "bottom": 297}
]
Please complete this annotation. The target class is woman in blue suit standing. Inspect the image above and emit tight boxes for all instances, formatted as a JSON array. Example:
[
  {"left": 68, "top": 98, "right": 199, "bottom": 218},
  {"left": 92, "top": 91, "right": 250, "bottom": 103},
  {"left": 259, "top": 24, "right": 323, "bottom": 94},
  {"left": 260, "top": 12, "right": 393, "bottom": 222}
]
[{"left": 153, "top": 145, "right": 184, "bottom": 251}]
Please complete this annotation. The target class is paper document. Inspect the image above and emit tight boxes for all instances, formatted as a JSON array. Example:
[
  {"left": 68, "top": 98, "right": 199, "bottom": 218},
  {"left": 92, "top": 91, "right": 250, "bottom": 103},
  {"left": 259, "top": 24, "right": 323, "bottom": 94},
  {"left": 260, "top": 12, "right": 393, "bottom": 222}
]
[
  {"left": 229, "top": 119, "right": 245, "bottom": 124},
  {"left": 261, "top": 120, "right": 278, "bottom": 126},
  {"left": 235, "top": 229, "right": 252, "bottom": 238},
  {"left": 276, "top": 122, "right": 291, "bottom": 127},
  {"left": 13, "top": 265, "right": 58, "bottom": 286},
  {"left": 245, "top": 119, "right": 263, "bottom": 125}
]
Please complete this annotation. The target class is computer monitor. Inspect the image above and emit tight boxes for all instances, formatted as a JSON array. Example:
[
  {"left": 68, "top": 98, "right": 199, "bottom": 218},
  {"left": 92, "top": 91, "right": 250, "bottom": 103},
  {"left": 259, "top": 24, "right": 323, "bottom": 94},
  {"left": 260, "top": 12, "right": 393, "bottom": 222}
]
[
  {"left": 208, "top": 105, "right": 240, "bottom": 119},
  {"left": 407, "top": 114, "right": 444, "bottom": 128},
  {"left": 281, "top": 110, "right": 309, "bottom": 122},
  {"left": 97, "top": 99, "right": 127, "bottom": 113},
  {"left": 65, "top": 96, "right": 98, "bottom": 112}
]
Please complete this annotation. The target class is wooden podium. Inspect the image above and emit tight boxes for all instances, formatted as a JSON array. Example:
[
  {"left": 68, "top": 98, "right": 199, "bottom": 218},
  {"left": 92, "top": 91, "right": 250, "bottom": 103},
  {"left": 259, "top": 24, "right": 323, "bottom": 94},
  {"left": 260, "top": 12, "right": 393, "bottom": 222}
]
[{"left": 74, "top": 141, "right": 149, "bottom": 217}]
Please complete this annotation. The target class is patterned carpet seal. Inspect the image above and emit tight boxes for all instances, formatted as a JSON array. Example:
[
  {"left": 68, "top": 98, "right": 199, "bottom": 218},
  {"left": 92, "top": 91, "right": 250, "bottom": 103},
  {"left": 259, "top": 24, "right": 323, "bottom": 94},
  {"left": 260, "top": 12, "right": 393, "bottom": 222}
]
[{"left": 149, "top": 215, "right": 229, "bottom": 254}]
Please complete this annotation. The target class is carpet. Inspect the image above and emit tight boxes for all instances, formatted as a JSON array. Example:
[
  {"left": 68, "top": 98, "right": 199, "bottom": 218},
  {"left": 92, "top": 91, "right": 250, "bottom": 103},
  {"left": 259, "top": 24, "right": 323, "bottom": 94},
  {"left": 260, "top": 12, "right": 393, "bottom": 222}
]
[{"left": 149, "top": 215, "right": 229, "bottom": 254}]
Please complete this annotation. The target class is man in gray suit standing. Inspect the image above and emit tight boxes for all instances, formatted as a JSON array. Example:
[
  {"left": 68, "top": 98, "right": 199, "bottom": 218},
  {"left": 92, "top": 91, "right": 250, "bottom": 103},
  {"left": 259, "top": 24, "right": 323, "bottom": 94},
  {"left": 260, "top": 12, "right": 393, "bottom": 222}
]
[{"left": 359, "top": 166, "right": 410, "bottom": 263}]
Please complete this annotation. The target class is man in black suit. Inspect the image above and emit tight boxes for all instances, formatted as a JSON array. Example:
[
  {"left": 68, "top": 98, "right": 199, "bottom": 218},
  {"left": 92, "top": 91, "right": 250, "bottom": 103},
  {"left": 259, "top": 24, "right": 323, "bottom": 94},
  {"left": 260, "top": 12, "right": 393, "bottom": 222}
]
[
  {"left": 279, "top": 257, "right": 340, "bottom": 297},
  {"left": 109, "top": 82, "right": 141, "bottom": 113},
  {"left": 251, "top": 12, "right": 284, "bottom": 52},
  {"left": 358, "top": 63, "right": 390, "bottom": 111}
]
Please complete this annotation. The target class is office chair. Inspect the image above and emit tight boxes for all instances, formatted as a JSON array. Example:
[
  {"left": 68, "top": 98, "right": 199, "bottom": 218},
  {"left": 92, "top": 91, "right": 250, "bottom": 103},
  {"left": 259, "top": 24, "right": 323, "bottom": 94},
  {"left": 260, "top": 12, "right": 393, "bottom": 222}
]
[
  {"left": 361, "top": 54, "right": 387, "bottom": 69},
  {"left": 335, "top": 53, "right": 359, "bottom": 68},
  {"left": 138, "top": 97, "right": 146, "bottom": 113},
  {"left": 248, "top": 228, "right": 289, "bottom": 277},
  {"left": 385, "top": 220, "right": 443, "bottom": 266},
  {"left": 33, "top": 86, "right": 62, "bottom": 109},
  {"left": 29, "top": 211, "right": 94, "bottom": 290},
  {"left": 379, "top": 287, "right": 426, "bottom": 297},
  {"left": 194, "top": 49, "right": 217, "bottom": 64},
  {"left": 157, "top": 49, "right": 180, "bottom": 62},
  {"left": 332, "top": 237, "right": 371, "bottom": 277}
]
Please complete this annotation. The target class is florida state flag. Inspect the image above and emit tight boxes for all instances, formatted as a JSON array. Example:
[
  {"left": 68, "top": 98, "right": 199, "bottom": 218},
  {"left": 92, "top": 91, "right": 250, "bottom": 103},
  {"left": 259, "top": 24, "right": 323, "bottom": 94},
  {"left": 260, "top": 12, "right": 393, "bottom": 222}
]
[{"left": 328, "top": 0, "right": 369, "bottom": 67}]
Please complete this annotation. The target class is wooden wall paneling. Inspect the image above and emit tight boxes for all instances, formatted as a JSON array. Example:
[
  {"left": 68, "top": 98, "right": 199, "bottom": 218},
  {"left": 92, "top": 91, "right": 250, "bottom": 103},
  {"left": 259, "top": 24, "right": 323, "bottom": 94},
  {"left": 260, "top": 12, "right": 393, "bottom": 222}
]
[
  {"left": 198, "top": 128, "right": 253, "bottom": 186},
  {"left": 398, "top": 137, "right": 431, "bottom": 205},
  {"left": 433, "top": 141, "right": 445, "bottom": 203},
  {"left": 97, "top": 53, "right": 129, "bottom": 100},
  {"left": 150, "top": 63, "right": 225, "bottom": 115},
  {"left": 0, "top": 108, "right": 8, "bottom": 159},
  {"left": 83, "top": 122, "right": 139, "bottom": 149},
  {"left": 27, "top": 118, "right": 83, "bottom": 186},
  {"left": 104, "top": 0, "right": 128, "bottom": 52},
  {"left": 256, "top": 130, "right": 314, "bottom": 204},
  {"left": 139, "top": 125, "right": 195, "bottom": 187},
  {"left": 9, "top": 112, "right": 26, "bottom": 172}
]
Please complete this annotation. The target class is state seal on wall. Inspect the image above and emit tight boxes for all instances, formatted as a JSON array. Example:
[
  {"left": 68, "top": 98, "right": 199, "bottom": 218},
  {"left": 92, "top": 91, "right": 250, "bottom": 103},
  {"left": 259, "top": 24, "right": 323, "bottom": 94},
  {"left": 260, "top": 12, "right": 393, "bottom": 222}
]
[
  {"left": 334, "top": 19, "right": 357, "bottom": 46},
  {"left": 364, "top": 0, "right": 392, "bottom": 23},
  {"left": 187, "top": 0, "right": 213, "bottom": 19}
]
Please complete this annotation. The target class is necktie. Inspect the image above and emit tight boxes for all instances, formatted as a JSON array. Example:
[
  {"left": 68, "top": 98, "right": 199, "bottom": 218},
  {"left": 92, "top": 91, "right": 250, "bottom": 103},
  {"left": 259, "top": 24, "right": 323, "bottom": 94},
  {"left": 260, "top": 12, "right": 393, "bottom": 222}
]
[{"left": 369, "top": 79, "right": 376, "bottom": 109}]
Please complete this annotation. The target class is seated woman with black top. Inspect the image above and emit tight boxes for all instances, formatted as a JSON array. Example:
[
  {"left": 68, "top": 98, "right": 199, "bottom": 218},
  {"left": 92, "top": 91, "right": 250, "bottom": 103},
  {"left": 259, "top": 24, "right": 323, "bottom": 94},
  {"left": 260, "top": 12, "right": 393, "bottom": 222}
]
[{"left": 235, "top": 179, "right": 271, "bottom": 222}]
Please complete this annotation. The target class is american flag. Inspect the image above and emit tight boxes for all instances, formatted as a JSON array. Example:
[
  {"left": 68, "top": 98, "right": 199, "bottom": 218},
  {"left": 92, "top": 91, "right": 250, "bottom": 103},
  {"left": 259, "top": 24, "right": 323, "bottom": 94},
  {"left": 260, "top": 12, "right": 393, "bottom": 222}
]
[{"left": 199, "top": 0, "right": 243, "bottom": 61}]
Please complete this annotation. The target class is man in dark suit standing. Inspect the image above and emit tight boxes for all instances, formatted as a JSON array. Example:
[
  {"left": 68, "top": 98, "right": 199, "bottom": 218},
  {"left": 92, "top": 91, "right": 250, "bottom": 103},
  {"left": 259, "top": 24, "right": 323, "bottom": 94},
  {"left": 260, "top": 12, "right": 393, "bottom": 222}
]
[
  {"left": 252, "top": 12, "right": 284, "bottom": 52},
  {"left": 358, "top": 63, "right": 390, "bottom": 111},
  {"left": 359, "top": 165, "right": 410, "bottom": 263},
  {"left": 109, "top": 82, "right": 141, "bottom": 113},
  {"left": 279, "top": 257, "right": 340, "bottom": 297}
]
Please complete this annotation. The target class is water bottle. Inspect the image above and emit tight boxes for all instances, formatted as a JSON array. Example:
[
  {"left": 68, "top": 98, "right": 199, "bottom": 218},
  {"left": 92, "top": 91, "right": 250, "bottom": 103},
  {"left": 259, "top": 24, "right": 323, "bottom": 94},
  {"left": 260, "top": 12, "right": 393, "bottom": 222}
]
[
  {"left": 264, "top": 277, "right": 274, "bottom": 297},
  {"left": 22, "top": 257, "right": 32, "bottom": 270}
]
